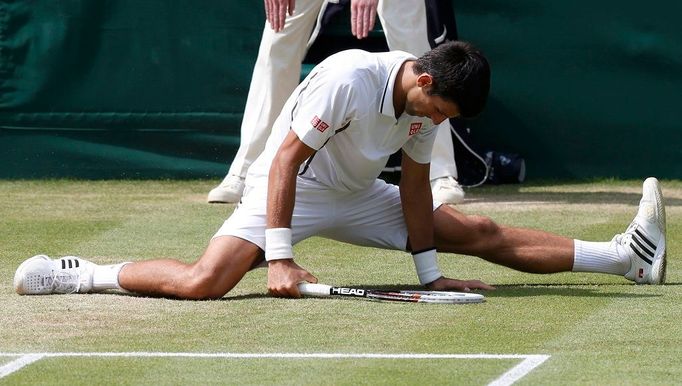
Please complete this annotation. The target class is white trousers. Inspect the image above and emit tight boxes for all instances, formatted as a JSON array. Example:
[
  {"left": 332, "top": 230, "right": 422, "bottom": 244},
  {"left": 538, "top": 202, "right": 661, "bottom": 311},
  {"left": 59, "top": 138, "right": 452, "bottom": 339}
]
[{"left": 227, "top": 0, "right": 458, "bottom": 180}]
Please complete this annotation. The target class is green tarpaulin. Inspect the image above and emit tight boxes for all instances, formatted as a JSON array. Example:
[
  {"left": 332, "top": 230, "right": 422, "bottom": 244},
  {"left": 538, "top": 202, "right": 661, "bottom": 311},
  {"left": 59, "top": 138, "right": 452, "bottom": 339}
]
[{"left": 1, "top": 1, "right": 680, "bottom": 179}]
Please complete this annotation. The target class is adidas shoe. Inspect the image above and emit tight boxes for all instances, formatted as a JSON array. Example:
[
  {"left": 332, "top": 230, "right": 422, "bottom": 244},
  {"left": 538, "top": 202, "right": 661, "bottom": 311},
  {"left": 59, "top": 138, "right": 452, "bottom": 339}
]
[
  {"left": 620, "top": 177, "right": 666, "bottom": 284},
  {"left": 207, "top": 174, "right": 245, "bottom": 204},
  {"left": 14, "top": 255, "right": 95, "bottom": 295},
  {"left": 431, "top": 176, "right": 465, "bottom": 204}
]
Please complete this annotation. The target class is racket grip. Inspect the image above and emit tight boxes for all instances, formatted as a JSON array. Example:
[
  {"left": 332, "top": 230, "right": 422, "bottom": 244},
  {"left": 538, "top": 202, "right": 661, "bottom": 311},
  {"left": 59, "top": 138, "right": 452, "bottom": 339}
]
[{"left": 298, "top": 283, "right": 332, "bottom": 296}]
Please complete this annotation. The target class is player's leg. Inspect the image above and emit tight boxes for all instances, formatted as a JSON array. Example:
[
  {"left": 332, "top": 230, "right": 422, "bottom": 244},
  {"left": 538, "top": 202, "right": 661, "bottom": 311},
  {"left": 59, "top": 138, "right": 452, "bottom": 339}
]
[
  {"left": 14, "top": 236, "right": 263, "bottom": 299},
  {"left": 433, "top": 205, "right": 575, "bottom": 273},
  {"left": 118, "top": 236, "right": 263, "bottom": 299},
  {"left": 208, "top": 0, "right": 324, "bottom": 203},
  {"left": 433, "top": 178, "right": 667, "bottom": 284}
]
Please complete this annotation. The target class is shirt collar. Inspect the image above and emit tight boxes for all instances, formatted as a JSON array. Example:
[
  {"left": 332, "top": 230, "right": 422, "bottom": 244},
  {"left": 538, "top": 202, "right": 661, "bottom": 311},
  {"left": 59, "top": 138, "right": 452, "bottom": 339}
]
[{"left": 379, "top": 55, "right": 414, "bottom": 119}]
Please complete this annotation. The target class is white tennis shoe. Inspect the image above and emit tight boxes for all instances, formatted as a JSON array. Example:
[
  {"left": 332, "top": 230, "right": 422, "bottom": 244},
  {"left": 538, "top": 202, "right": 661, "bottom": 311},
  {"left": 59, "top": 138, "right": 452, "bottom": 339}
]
[
  {"left": 14, "top": 255, "right": 95, "bottom": 295},
  {"left": 431, "top": 176, "right": 465, "bottom": 204},
  {"left": 207, "top": 174, "right": 245, "bottom": 203},
  {"left": 619, "top": 177, "right": 666, "bottom": 284}
]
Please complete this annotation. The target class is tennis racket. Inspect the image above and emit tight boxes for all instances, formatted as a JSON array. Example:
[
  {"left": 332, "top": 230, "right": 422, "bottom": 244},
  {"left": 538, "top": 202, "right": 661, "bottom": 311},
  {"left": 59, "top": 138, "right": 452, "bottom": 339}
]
[{"left": 297, "top": 283, "right": 484, "bottom": 304}]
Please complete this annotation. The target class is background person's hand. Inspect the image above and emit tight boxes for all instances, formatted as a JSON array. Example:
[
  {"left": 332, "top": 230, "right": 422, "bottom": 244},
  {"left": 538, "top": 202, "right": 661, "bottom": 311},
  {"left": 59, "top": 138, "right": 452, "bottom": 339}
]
[
  {"left": 350, "top": 0, "right": 377, "bottom": 39},
  {"left": 264, "top": 0, "right": 296, "bottom": 33}
]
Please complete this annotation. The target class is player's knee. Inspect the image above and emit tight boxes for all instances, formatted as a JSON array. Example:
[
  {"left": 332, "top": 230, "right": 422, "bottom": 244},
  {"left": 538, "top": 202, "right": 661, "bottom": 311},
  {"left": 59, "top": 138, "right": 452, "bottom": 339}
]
[
  {"left": 181, "top": 266, "right": 230, "bottom": 300},
  {"left": 467, "top": 215, "right": 501, "bottom": 239}
]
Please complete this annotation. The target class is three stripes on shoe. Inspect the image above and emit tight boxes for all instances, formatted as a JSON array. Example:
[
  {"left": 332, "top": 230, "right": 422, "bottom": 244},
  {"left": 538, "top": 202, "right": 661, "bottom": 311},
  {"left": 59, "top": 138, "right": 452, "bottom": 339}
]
[
  {"left": 60, "top": 258, "right": 80, "bottom": 269},
  {"left": 629, "top": 227, "right": 656, "bottom": 265}
]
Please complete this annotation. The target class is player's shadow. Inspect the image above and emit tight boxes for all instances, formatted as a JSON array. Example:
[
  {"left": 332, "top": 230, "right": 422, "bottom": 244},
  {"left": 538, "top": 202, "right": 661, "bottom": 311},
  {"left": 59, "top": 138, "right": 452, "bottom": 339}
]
[
  {"left": 112, "top": 282, "right": 674, "bottom": 301},
  {"left": 221, "top": 293, "right": 271, "bottom": 301},
  {"left": 222, "top": 281, "right": 677, "bottom": 301},
  {"left": 482, "top": 284, "right": 661, "bottom": 299},
  {"left": 332, "top": 283, "right": 663, "bottom": 299}
]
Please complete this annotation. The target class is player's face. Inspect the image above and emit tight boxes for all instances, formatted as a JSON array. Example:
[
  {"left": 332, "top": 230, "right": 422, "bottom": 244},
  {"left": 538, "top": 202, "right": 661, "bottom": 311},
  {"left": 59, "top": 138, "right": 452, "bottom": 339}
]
[{"left": 404, "top": 79, "right": 461, "bottom": 124}]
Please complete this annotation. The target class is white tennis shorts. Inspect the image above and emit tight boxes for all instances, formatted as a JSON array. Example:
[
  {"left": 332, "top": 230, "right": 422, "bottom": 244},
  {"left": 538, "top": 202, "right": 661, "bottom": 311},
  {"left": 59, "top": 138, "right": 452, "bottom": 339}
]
[{"left": 214, "top": 178, "right": 440, "bottom": 251}]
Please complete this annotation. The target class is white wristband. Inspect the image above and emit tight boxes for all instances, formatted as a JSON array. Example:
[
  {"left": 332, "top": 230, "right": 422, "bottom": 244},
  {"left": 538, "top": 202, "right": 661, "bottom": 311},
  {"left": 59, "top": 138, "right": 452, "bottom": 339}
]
[
  {"left": 265, "top": 228, "right": 293, "bottom": 261},
  {"left": 412, "top": 248, "right": 442, "bottom": 285}
]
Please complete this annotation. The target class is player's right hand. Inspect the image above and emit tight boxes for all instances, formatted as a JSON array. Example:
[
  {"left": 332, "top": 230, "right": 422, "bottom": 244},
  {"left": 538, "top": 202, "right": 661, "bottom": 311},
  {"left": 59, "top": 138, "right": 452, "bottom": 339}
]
[{"left": 267, "top": 259, "right": 317, "bottom": 298}]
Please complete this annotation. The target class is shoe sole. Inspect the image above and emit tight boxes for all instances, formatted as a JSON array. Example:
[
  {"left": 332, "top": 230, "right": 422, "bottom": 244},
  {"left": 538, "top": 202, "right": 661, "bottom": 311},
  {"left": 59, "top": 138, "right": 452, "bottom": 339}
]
[
  {"left": 207, "top": 191, "right": 241, "bottom": 204},
  {"left": 645, "top": 177, "right": 666, "bottom": 284}
]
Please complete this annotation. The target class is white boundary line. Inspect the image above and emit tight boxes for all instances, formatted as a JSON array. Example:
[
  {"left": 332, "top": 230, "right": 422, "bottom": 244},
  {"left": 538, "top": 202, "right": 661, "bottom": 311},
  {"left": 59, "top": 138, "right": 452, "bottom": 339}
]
[
  {"left": 0, "top": 354, "right": 45, "bottom": 379},
  {"left": 489, "top": 355, "right": 550, "bottom": 386},
  {"left": 0, "top": 352, "right": 550, "bottom": 385}
]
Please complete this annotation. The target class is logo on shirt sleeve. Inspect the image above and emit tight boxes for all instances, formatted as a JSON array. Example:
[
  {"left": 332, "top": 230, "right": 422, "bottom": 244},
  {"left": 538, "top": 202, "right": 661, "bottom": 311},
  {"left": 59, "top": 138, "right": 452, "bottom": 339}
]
[
  {"left": 311, "top": 115, "right": 330, "bottom": 133},
  {"left": 409, "top": 122, "right": 423, "bottom": 136}
]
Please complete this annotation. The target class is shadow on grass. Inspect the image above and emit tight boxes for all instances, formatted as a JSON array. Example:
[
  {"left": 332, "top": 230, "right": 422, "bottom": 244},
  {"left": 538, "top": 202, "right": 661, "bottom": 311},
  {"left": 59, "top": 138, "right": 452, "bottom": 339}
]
[
  {"left": 111, "top": 281, "right": 677, "bottom": 301},
  {"left": 465, "top": 190, "right": 682, "bottom": 207},
  {"left": 379, "top": 176, "right": 682, "bottom": 206},
  {"left": 482, "top": 284, "right": 660, "bottom": 299},
  {"left": 222, "top": 281, "right": 678, "bottom": 301}
]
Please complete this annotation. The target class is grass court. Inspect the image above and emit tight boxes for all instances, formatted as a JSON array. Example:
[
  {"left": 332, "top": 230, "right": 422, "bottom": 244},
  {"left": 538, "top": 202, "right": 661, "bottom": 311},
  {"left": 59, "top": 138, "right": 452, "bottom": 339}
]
[{"left": 1, "top": 179, "right": 680, "bottom": 385}]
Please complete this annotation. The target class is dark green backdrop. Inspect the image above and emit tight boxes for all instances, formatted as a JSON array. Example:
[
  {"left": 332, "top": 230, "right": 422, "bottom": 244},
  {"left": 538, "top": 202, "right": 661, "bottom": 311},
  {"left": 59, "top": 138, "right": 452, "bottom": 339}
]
[{"left": 0, "top": 1, "right": 680, "bottom": 179}]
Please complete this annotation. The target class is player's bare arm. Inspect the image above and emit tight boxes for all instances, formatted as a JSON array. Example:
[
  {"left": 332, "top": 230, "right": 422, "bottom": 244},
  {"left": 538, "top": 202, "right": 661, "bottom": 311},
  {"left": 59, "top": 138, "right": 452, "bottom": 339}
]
[
  {"left": 400, "top": 150, "right": 494, "bottom": 292},
  {"left": 398, "top": 150, "right": 435, "bottom": 253},
  {"left": 266, "top": 130, "right": 318, "bottom": 297}
]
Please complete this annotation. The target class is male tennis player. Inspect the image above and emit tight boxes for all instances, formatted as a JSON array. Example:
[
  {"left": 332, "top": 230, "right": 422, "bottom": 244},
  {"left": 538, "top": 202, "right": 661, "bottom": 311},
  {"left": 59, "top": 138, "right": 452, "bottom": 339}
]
[{"left": 14, "top": 41, "right": 666, "bottom": 298}]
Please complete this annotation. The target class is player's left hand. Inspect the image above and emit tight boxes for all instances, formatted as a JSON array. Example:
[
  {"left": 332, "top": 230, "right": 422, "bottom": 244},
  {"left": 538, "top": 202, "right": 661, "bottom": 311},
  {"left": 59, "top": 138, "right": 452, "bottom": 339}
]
[
  {"left": 350, "top": 0, "right": 377, "bottom": 39},
  {"left": 426, "top": 276, "right": 495, "bottom": 292}
]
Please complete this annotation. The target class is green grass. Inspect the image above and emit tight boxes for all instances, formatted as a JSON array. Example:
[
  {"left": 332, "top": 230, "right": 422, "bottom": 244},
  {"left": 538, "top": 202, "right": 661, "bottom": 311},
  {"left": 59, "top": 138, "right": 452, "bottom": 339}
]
[{"left": 1, "top": 179, "right": 681, "bottom": 385}]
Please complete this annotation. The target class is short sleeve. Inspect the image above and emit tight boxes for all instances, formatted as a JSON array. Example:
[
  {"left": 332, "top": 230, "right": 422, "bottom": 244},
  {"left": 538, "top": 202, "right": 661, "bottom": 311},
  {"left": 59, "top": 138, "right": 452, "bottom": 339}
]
[
  {"left": 402, "top": 123, "right": 437, "bottom": 164},
  {"left": 290, "top": 69, "right": 356, "bottom": 150}
]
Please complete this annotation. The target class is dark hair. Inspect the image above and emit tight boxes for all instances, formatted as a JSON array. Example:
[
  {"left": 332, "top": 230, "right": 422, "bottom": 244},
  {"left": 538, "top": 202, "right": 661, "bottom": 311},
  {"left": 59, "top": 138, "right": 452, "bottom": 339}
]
[{"left": 413, "top": 41, "right": 490, "bottom": 118}]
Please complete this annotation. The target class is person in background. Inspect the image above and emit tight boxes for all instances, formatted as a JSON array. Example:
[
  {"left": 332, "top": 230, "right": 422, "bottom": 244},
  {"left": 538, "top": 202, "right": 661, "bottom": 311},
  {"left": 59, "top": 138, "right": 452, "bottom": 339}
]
[{"left": 208, "top": 0, "right": 466, "bottom": 205}]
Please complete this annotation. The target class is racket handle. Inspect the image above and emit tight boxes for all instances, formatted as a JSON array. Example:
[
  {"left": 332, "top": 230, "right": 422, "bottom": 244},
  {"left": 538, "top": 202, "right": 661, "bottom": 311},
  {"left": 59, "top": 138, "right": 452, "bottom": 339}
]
[{"left": 298, "top": 283, "right": 332, "bottom": 296}]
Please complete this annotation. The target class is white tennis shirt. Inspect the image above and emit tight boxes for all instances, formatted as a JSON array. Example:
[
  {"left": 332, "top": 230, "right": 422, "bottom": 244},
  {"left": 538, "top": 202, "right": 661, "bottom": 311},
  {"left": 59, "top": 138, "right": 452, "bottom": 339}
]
[{"left": 247, "top": 49, "right": 437, "bottom": 192}]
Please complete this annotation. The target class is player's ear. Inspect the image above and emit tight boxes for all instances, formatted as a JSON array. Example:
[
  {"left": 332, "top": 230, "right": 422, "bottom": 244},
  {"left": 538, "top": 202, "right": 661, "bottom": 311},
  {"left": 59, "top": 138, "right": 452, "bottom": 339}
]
[{"left": 416, "top": 73, "right": 434, "bottom": 88}]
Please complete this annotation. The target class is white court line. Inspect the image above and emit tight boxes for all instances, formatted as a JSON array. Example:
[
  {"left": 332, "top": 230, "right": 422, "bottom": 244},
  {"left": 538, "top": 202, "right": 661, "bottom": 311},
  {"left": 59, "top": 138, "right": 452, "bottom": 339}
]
[
  {"left": 489, "top": 355, "right": 550, "bottom": 386},
  {"left": 0, "top": 354, "right": 45, "bottom": 379},
  {"left": 0, "top": 352, "right": 550, "bottom": 385}
]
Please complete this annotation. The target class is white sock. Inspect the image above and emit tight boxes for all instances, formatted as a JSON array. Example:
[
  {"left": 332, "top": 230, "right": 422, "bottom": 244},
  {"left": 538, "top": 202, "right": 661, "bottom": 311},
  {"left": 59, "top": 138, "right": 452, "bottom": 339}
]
[
  {"left": 573, "top": 239, "right": 630, "bottom": 275},
  {"left": 92, "top": 263, "right": 130, "bottom": 291}
]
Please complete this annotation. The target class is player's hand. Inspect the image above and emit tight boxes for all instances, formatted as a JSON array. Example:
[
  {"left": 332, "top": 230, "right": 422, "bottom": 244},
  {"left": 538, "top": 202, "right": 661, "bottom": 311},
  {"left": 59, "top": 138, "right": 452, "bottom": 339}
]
[
  {"left": 264, "top": 0, "right": 295, "bottom": 33},
  {"left": 350, "top": 0, "right": 377, "bottom": 39},
  {"left": 267, "top": 259, "right": 318, "bottom": 298},
  {"left": 426, "top": 276, "right": 495, "bottom": 292}
]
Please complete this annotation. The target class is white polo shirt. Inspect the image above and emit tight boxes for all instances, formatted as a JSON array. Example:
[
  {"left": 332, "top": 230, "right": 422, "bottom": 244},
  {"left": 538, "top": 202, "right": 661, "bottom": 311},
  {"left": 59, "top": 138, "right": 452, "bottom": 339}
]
[{"left": 247, "top": 49, "right": 436, "bottom": 192}]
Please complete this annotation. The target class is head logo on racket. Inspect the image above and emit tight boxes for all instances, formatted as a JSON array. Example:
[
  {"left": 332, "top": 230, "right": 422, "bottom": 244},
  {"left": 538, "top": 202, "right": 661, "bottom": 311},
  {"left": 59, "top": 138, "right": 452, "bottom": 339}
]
[{"left": 331, "top": 287, "right": 365, "bottom": 297}]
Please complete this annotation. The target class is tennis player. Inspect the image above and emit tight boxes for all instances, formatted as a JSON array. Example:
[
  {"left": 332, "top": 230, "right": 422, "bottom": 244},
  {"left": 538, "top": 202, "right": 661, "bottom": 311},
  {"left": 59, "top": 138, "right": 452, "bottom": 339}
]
[
  {"left": 208, "top": 0, "right": 468, "bottom": 205},
  {"left": 14, "top": 41, "right": 667, "bottom": 298}
]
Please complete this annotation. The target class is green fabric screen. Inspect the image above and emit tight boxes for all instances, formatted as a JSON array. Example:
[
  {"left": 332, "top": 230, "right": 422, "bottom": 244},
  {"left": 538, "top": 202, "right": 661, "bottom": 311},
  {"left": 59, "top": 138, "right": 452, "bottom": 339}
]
[
  {"left": 0, "top": 0, "right": 260, "bottom": 178},
  {"left": 0, "top": 1, "right": 680, "bottom": 179},
  {"left": 456, "top": 1, "right": 681, "bottom": 179}
]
